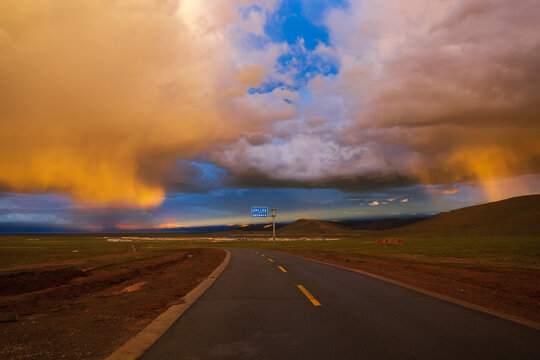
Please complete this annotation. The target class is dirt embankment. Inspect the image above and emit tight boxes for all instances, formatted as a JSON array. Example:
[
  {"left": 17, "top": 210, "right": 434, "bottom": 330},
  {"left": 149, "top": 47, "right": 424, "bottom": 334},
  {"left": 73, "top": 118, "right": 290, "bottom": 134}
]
[
  {"left": 283, "top": 250, "right": 540, "bottom": 324},
  {"left": 0, "top": 248, "right": 226, "bottom": 360}
]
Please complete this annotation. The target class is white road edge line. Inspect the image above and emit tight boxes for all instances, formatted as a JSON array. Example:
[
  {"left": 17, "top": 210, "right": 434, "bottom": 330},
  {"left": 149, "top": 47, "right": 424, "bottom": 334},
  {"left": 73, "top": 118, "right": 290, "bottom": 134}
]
[
  {"left": 287, "top": 252, "right": 540, "bottom": 331},
  {"left": 105, "top": 250, "right": 232, "bottom": 360}
]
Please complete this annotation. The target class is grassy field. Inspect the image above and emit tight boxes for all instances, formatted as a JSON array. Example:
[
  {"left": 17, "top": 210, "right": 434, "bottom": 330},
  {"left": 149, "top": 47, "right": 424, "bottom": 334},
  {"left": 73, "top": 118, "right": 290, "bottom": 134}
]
[
  {"left": 0, "top": 234, "right": 205, "bottom": 271},
  {"left": 0, "top": 235, "right": 123, "bottom": 268},
  {"left": 3, "top": 231, "right": 538, "bottom": 271},
  {"left": 220, "top": 233, "right": 540, "bottom": 268},
  {"left": 1, "top": 231, "right": 539, "bottom": 324}
]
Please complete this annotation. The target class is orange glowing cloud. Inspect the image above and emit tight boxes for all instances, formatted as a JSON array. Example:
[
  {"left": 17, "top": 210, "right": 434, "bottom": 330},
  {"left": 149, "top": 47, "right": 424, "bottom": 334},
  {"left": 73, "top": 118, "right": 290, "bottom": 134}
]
[
  {"left": 0, "top": 0, "right": 293, "bottom": 207},
  {"left": 400, "top": 198, "right": 409, "bottom": 203},
  {"left": 441, "top": 188, "right": 459, "bottom": 195},
  {"left": 443, "top": 147, "right": 537, "bottom": 201},
  {"left": 153, "top": 222, "right": 186, "bottom": 230},
  {"left": 263, "top": 224, "right": 272, "bottom": 228}
]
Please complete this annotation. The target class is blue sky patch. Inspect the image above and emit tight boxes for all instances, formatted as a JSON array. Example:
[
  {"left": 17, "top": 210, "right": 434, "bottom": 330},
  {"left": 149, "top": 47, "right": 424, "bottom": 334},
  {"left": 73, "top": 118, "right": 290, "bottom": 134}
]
[
  {"left": 264, "top": 0, "right": 347, "bottom": 50},
  {"left": 246, "top": 0, "right": 342, "bottom": 95}
]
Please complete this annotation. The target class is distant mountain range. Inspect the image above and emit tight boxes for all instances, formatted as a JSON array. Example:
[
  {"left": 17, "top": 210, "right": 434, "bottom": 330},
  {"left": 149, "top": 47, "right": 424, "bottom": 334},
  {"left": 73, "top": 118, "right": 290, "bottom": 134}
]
[
  {"left": 202, "top": 216, "right": 430, "bottom": 237},
  {"left": 216, "top": 194, "right": 540, "bottom": 236},
  {"left": 1, "top": 194, "right": 538, "bottom": 234},
  {"left": 0, "top": 223, "right": 85, "bottom": 234}
]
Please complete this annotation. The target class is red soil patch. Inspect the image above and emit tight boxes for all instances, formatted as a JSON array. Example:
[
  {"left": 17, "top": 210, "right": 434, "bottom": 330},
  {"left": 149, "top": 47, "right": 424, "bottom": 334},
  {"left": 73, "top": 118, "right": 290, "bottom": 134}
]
[
  {"left": 0, "top": 248, "right": 226, "bottom": 360},
  {"left": 0, "top": 252, "right": 141, "bottom": 273},
  {"left": 122, "top": 281, "right": 147, "bottom": 293},
  {"left": 0, "top": 268, "right": 87, "bottom": 296}
]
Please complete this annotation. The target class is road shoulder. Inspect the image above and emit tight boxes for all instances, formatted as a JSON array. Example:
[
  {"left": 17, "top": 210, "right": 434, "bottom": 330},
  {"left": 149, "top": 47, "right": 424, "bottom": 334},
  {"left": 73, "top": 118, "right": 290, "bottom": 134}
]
[{"left": 106, "top": 249, "right": 231, "bottom": 360}]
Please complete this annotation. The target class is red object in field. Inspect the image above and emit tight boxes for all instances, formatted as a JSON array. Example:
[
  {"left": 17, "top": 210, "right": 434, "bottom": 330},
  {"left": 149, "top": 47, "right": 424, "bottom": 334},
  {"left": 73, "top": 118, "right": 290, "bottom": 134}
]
[{"left": 376, "top": 238, "right": 405, "bottom": 245}]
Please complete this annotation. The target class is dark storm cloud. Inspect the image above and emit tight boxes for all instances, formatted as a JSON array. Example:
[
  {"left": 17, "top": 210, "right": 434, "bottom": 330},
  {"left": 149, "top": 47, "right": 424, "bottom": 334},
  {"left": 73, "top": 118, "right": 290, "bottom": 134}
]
[{"left": 207, "top": 0, "right": 540, "bottom": 201}]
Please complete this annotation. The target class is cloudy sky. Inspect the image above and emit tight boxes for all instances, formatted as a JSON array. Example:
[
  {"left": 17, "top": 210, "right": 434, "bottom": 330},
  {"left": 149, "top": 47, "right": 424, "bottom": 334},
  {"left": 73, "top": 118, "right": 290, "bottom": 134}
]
[{"left": 1, "top": 0, "right": 539, "bottom": 231}]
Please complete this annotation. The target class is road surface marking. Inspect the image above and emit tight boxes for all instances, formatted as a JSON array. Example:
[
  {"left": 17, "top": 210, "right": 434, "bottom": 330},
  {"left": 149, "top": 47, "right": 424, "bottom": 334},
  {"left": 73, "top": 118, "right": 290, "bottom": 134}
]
[
  {"left": 268, "top": 258, "right": 274, "bottom": 262},
  {"left": 278, "top": 266, "right": 287, "bottom": 272},
  {"left": 297, "top": 285, "right": 321, "bottom": 306}
]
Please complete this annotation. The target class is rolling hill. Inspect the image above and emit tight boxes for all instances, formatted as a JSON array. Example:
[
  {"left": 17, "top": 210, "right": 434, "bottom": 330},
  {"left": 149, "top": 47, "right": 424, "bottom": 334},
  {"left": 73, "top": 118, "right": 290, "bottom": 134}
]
[
  {"left": 393, "top": 194, "right": 540, "bottom": 234},
  {"left": 338, "top": 217, "right": 429, "bottom": 231},
  {"left": 277, "top": 218, "right": 352, "bottom": 236}
]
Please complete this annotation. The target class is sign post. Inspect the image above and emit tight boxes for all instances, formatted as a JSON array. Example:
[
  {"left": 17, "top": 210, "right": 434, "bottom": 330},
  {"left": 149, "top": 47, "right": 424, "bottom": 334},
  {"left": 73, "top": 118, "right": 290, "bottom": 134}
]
[
  {"left": 271, "top": 208, "right": 276, "bottom": 249},
  {"left": 251, "top": 206, "right": 276, "bottom": 248}
]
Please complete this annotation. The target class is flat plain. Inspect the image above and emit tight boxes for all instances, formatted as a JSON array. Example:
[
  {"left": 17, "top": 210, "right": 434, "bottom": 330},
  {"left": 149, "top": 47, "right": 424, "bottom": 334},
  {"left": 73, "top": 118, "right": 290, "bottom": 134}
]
[{"left": 1, "top": 196, "right": 539, "bottom": 358}]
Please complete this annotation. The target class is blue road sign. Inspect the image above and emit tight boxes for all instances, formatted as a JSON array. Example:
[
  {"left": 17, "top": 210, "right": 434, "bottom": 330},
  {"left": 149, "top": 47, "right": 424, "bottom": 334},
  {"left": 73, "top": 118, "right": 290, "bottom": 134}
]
[{"left": 251, "top": 206, "right": 268, "bottom": 217}]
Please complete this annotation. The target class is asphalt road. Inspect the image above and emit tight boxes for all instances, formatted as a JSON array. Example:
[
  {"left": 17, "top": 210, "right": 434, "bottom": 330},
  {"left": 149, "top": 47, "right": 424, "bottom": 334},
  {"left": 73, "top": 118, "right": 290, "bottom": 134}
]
[{"left": 140, "top": 248, "right": 540, "bottom": 359}]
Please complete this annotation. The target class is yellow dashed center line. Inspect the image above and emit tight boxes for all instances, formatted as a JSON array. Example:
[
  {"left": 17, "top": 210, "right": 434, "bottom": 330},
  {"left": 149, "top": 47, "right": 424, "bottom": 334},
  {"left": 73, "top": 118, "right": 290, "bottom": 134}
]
[
  {"left": 297, "top": 285, "right": 321, "bottom": 306},
  {"left": 257, "top": 253, "right": 321, "bottom": 306}
]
